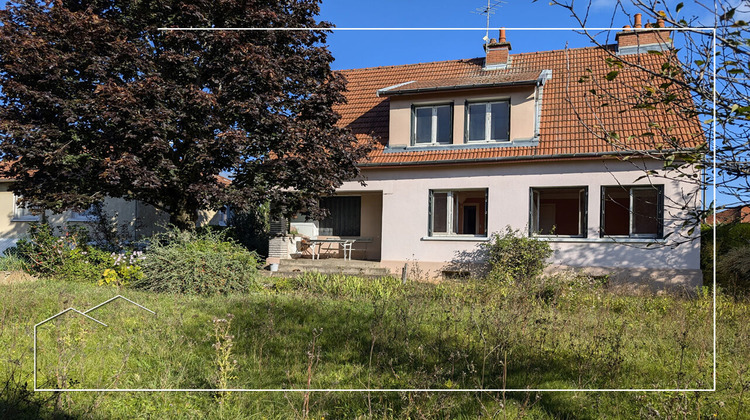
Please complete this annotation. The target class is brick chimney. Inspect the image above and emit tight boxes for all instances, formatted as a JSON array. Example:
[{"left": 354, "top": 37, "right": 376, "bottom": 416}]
[
  {"left": 616, "top": 13, "right": 671, "bottom": 55},
  {"left": 484, "top": 28, "right": 511, "bottom": 69}
]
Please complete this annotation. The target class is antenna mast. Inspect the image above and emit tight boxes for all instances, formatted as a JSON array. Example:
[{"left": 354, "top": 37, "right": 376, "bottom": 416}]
[{"left": 471, "top": 0, "right": 506, "bottom": 44}]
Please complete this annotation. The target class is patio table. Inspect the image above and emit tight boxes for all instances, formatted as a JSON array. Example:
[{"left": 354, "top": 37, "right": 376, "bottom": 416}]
[{"left": 308, "top": 238, "right": 356, "bottom": 260}]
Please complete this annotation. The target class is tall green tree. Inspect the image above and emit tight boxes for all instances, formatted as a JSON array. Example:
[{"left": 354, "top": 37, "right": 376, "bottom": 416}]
[{"left": 0, "top": 0, "right": 371, "bottom": 229}]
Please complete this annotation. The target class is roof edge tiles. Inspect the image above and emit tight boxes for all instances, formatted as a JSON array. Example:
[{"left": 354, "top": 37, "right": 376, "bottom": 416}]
[{"left": 377, "top": 70, "right": 544, "bottom": 97}]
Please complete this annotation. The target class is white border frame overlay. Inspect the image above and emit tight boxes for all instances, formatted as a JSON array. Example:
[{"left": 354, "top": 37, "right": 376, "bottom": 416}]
[{"left": 34, "top": 26, "right": 717, "bottom": 393}]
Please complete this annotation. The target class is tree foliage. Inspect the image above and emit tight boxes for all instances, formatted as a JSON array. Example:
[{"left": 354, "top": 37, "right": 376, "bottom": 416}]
[
  {"left": 0, "top": 0, "right": 371, "bottom": 229},
  {"left": 545, "top": 0, "right": 749, "bottom": 219}
]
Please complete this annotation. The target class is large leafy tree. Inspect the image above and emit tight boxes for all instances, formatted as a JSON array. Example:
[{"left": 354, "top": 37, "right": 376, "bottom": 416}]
[
  {"left": 545, "top": 0, "right": 750, "bottom": 217},
  {"left": 0, "top": 0, "right": 370, "bottom": 229}
]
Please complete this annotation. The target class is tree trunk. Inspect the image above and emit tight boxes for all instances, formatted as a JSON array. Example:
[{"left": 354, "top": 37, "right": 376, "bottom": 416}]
[{"left": 170, "top": 207, "right": 198, "bottom": 231}]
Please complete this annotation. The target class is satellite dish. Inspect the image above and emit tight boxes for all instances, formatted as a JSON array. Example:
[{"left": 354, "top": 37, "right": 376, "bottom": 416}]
[{"left": 483, "top": 34, "right": 490, "bottom": 42}]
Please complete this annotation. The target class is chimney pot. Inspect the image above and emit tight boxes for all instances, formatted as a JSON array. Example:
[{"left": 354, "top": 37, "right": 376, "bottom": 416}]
[
  {"left": 490, "top": 38, "right": 497, "bottom": 44},
  {"left": 499, "top": 28, "right": 506, "bottom": 43},
  {"left": 617, "top": 13, "right": 671, "bottom": 55}
]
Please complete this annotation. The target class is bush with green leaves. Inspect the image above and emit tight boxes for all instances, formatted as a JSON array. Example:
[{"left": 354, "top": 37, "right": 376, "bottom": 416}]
[
  {"left": 484, "top": 226, "right": 553, "bottom": 283},
  {"left": 133, "top": 229, "right": 261, "bottom": 295},
  {"left": 702, "top": 223, "right": 750, "bottom": 297},
  {"left": 717, "top": 246, "right": 750, "bottom": 300},
  {"left": 15, "top": 223, "right": 91, "bottom": 276},
  {"left": 227, "top": 203, "right": 270, "bottom": 257},
  {"left": 12, "top": 222, "right": 143, "bottom": 285}
]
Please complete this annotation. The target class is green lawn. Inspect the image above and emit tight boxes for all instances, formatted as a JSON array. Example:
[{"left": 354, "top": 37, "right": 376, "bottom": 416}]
[{"left": 1, "top": 274, "right": 748, "bottom": 419}]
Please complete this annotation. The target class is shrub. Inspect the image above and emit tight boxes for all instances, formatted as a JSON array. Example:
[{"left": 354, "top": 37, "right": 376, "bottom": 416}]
[
  {"left": 702, "top": 223, "right": 750, "bottom": 297},
  {"left": 15, "top": 223, "right": 91, "bottom": 275},
  {"left": 484, "top": 226, "right": 553, "bottom": 283},
  {"left": 133, "top": 229, "right": 261, "bottom": 295},
  {"left": 717, "top": 246, "right": 750, "bottom": 299},
  {"left": 227, "top": 203, "right": 270, "bottom": 257}
]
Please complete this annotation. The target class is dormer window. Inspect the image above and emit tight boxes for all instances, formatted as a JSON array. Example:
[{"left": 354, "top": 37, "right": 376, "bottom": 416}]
[
  {"left": 466, "top": 101, "right": 510, "bottom": 142},
  {"left": 412, "top": 104, "right": 452, "bottom": 146}
]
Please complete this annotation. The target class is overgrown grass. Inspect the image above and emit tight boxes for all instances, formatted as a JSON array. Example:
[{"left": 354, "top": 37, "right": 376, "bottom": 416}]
[
  {"left": 1, "top": 274, "right": 747, "bottom": 419},
  {"left": 0, "top": 254, "right": 27, "bottom": 271}
]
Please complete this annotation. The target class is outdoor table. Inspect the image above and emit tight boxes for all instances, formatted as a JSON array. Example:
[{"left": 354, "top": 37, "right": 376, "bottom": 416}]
[{"left": 308, "top": 238, "right": 355, "bottom": 260}]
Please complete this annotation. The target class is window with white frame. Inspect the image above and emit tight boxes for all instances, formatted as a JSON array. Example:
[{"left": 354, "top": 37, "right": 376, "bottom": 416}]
[
  {"left": 601, "top": 185, "right": 663, "bottom": 238},
  {"left": 429, "top": 189, "right": 488, "bottom": 236},
  {"left": 69, "top": 204, "right": 98, "bottom": 222},
  {"left": 12, "top": 195, "right": 40, "bottom": 222},
  {"left": 412, "top": 104, "right": 452, "bottom": 145},
  {"left": 466, "top": 100, "right": 510, "bottom": 142},
  {"left": 530, "top": 187, "right": 587, "bottom": 237}
]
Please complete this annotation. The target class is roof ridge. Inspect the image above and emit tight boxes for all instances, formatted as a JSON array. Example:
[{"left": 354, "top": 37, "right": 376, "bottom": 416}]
[
  {"left": 335, "top": 44, "right": 619, "bottom": 74},
  {"left": 336, "top": 57, "right": 483, "bottom": 73}
]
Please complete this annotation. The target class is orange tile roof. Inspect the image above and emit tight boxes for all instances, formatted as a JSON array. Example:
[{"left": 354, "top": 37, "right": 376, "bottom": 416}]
[
  {"left": 336, "top": 45, "right": 704, "bottom": 166},
  {"left": 378, "top": 70, "right": 542, "bottom": 96}
]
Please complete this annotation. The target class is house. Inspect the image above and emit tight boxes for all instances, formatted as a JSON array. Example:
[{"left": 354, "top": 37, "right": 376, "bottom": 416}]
[
  {"left": 269, "top": 15, "right": 704, "bottom": 290},
  {"left": 705, "top": 206, "right": 750, "bottom": 225},
  {"left": 0, "top": 163, "right": 229, "bottom": 252}
]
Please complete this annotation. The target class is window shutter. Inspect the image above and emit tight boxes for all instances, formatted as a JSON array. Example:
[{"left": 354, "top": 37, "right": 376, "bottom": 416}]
[
  {"left": 657, "top": 186, "right": 665, "bottom": 239},
  {"left": 581, "top": 188, "right": 588, "bottom": 238},
  {"left": 428, "top": 190, "right": 434, "bottom": 236},
  {"left": 484, "top": 188, "right": 490, "bottom": 236},
  {"left": 410, "top": 105, "right": 415, "bottom": 145},
  {"left": 599, "top": 186, "right": 606, "bottom": 238}
]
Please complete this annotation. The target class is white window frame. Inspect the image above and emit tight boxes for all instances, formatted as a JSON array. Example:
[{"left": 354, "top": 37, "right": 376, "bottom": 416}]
[
  {"left": 466, "top": 100, "right": 511, "bottom": 143},
  {"left": 412, "top": 104, "right": 452, "bottom": 146},
  {"left": 429, "top": 189, "right": 488, "bottom": 238},
  {"left": 69, "top": 205, "right": 98, "bottom": 223},
  {"left": 12, "top": 195, "right": 40, "bottom": 222}
]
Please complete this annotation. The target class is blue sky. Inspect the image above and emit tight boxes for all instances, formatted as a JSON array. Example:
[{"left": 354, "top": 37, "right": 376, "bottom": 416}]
[
  {"left": 317, "top": 0, "right": 712, "bottom": 70},
  {"left": 319, "top": 0, "right": 621, "bottom": 70}
]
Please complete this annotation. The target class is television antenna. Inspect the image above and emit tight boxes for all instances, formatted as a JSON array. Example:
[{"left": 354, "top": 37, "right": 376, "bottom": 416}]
[{"left": 471, "top": 0, "right": 507, "bottom": 44}]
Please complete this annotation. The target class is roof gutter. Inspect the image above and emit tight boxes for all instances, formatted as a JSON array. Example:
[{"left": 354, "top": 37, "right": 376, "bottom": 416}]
[
  {"left": 378, "top": 79, "right": 538, "bottom": 97},
  {"left": 357, "top": 149, "right": 693, "bottom": 168}
]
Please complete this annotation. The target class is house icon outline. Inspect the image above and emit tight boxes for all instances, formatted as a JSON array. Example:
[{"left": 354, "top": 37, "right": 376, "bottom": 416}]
[{"left": 33, "top": 295, "right": 155, "bottom": 391}]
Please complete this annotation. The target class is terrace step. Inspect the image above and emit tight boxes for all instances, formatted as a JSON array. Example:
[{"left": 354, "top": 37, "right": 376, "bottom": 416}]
[{"left": 271, "top": 259, "right": 391, "bottom": 278}]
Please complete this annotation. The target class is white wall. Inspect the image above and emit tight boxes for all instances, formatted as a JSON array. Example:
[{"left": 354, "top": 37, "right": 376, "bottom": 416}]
[{"left": 337, "top": 159, "right": 700, "bottom": 273}]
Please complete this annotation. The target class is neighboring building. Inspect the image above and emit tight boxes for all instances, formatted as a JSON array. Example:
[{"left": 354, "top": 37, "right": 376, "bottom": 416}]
[
  {"left": 270, "top": 15, "right": 704, "bottom": 290},
  {"left": 0, "top": 170, "right": 229, "bottom": 252},
  {"left": 705, "top": 206, "right": 750, "bottom": 225}
]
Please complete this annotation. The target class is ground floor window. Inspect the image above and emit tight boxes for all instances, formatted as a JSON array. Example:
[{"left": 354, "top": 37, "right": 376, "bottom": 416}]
[
  {"left": 319, "top": 196, "right": 361, "bottom": 237},
  {"left": 429, "top": 189, "right": 488, "bottom": 236},
  {"left": 601, "top": 185, "right": 663, "bottom": 238},
  {"left": 530, "top": 187, "right": 587, "bottom": 237},
  {"left": 12, "top": 195, "right": 40, "bottom": 222}
]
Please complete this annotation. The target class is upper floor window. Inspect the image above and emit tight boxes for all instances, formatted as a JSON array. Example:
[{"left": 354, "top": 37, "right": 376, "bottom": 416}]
[
  {"left": 12, "top": 195, "right": 40, "bottom": 222},
  {"left": 601, "top": 185, "right": 663, "bottom": 238},
  {"left": 466, "top": 101, "right": 510, "bottom": 142},
  {"left": 412, "top": 104, "right": 452, "bottom": 145}
]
